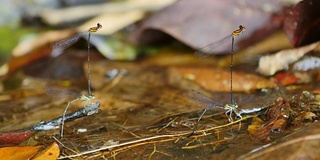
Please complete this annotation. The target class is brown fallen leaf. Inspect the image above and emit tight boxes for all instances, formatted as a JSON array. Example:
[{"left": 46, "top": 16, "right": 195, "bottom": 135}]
[
  {"left": 130, "top": 0, "right": 284, "bottom": 50},
  {"left": 168, "top": 66, "right": 276, "bottom": 93},
  {"left": 257, "top": 41, "right": 320, "bottom": 76},
  {"left": 253, "top": 97, "right": 294, "bottom": 142},
  {"left": 32, "top": 142, "right": 60, "bottom": 160},
  {"left": 0, "top": 145, "right": 41, "bottom": 160}
]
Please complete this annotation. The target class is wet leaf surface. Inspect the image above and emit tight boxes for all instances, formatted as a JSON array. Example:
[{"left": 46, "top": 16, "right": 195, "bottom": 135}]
[
  {"left": 169, "top": 66, "right": 276, "bottom": 93},
  {"left": 1, "top": 52, "right": 320, "bottom": 159}
]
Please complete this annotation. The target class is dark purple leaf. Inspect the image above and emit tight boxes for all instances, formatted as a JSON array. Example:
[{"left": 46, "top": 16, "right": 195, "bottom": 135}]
[
  {"left": 131, "top": 0, "right": 284, "bottom": 50},
  {"left": 284, "top": 0, "right": 320, "bottom": 47}
]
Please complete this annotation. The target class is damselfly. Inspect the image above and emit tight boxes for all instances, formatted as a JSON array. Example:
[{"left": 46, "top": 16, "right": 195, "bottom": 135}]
[
  {"left": 52, "top": 23, "right": 102, "bottom": 137},
  {"left": 188, "top": 90, "right": 242, "bottom": 136},
  {"left": 195, "top": 25, "right": 246, "bottom": 105}
]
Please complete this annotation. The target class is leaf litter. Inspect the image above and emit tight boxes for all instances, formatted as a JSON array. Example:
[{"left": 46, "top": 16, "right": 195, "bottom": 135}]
[{"left": 1, "top": 55, "right": 320, "bottom": 159}]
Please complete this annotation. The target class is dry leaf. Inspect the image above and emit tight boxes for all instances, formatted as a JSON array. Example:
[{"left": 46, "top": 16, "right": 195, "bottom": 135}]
[
  {"left": 130, "top": 0, "right": 283, "bottom": 50},
  {"left": 257, "top": 41, "right": 320, "bottom": 76},
  {"left": 79, "top": 11, "right": 145, "bottom": 36},
  {"left": 0, "top": 145, "right": 41, "bottom": 160},
  {"left": 32, "top": 142, "right": 60, "bottom": 160},
  {"left": 293, "top": 56, "right": 320, "bottom": 71},
  {"left": 40, "top": 0, "right": 176, "bottom": 26}
]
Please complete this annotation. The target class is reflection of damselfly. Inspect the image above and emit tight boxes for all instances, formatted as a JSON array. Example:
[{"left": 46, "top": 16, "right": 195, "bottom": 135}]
[
  {"left": 189, "top": 90, "right": 242, "bottom": 136},
  {"left": 195, "top": 25, "right": 246, "bottom": 105}
]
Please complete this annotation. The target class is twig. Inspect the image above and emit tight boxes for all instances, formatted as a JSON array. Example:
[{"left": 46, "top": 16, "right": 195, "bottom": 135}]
[
  {"left": 182, "top": 139, "right": 227, "bottom": 149},
  {"left": 148, "top": 144, "right": 157, "bottom": 160},
  {"left": 185, "top": 133, "right": 213, "bottom": 146},
  {"left": 148, "top": 143, "right": 172, "bottom": 160},
  {"left": 52, "top": 136, "right": 78, "bottom": 155},
  {"left": 156, "top": 117, "right": 178, "bottom": 133},
  {"left": 31, "top": 102, "right": 100, "bottom": 131},
  {"left": 60, "top": 95, "right": 95, "bottom": 137},
  {"left": 86, "top": 137, "right": 175, "bottom": 160}
]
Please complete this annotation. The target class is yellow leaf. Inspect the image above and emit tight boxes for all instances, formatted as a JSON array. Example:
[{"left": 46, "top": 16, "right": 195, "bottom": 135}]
[
  {"left": 32, "top": 142, "right": 60, "bottom": 160},
  {"left": 0, "top": 145, "right": 41, "bottom": 160}
]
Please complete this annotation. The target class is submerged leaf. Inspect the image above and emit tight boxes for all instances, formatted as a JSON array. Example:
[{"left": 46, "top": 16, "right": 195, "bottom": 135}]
[
  {"left": 169, "top": 66, "right": 276, "bottom": 93},
  {"left": 240, "top": 123, "right": 320, "bottom": 160}
]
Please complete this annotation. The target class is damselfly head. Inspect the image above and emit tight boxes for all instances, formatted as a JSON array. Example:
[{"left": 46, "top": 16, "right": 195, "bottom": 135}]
[
  {"left": 89, "top": 23, "right": 102, "bottom": 33},
  {"left": 232, "top": 25, "right": 246, "bottom": 37},
  {"left": 97, "top": 23, "right": 102, "bottom": 29},
  {"left": 239, "top": 25, "right": 246, "bottom": 32}
]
